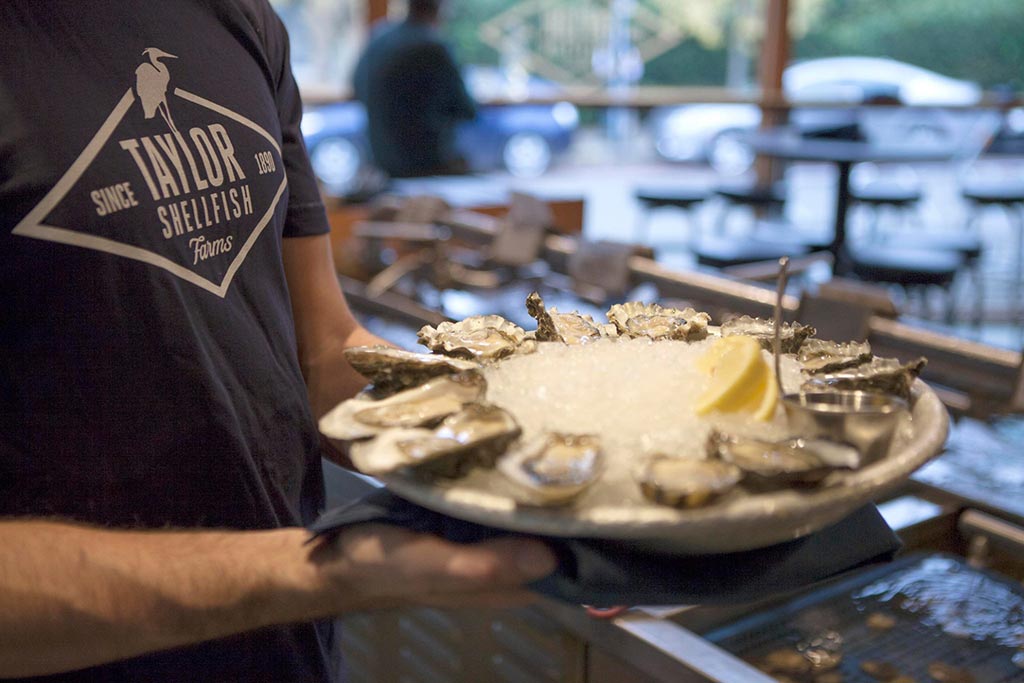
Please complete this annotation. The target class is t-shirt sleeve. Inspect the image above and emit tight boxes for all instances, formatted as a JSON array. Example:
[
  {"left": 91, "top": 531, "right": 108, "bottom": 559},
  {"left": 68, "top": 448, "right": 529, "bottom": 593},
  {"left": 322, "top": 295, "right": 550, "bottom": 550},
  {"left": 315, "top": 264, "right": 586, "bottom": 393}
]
[{"left": 253, "top": 0, "right": 330, "bottom": 238}]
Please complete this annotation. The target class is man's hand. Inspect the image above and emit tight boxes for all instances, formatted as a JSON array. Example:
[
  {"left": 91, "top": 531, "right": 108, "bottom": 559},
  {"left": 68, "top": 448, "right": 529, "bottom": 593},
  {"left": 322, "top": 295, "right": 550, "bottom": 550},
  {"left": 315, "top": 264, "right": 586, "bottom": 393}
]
[
  {"left": 0, "top": 520, "right": 556, "bottom": 678},
  {"left": 309, "top": 525, "right": 557, "bottom": 612}
]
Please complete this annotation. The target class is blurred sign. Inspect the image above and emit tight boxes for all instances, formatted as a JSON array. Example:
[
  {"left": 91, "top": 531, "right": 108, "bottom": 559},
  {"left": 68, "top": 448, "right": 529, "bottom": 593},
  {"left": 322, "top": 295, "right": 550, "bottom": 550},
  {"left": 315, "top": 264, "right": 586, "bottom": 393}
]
[{"left": 479, "top": 0, "right": 684, "bottom": 85}]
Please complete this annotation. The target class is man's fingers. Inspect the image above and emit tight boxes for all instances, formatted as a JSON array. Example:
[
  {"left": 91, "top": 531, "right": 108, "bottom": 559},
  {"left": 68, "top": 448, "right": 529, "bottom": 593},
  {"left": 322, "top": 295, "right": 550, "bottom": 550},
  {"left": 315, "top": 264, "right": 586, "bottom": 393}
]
[
  {"left": 442, "top": 537, "right": 557, "bottom": 587},
  {"left": 320, "top": 525, "right": 557, "bottom": 603}
]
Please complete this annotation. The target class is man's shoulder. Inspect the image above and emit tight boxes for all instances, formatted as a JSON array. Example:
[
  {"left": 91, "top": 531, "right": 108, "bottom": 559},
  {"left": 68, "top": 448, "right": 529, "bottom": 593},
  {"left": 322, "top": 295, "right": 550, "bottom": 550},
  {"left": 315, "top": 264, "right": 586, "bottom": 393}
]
[
  {"left": 216, "top": 0, "right": 283, "bottom": 37},
  {"left": 373, "top": 21, "right": 446, "bottom": 53}
]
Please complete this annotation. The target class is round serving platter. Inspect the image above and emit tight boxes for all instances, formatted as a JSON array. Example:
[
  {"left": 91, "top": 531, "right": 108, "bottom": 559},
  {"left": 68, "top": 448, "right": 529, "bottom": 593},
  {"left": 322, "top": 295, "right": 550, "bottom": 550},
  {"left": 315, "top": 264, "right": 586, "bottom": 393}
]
[{"left": 377, "top": 380, "right": 948, "bottom": 554}]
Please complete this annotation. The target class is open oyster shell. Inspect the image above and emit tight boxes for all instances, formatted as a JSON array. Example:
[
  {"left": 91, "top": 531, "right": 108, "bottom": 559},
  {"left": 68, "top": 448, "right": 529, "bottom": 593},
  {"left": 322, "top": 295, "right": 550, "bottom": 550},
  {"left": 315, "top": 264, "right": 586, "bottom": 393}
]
[
  {"left": 349, "top": 427, "right": 435, "bottom": 477},
  {"left": 721, "top": 315, "right": 815, "bottom": 353},
  {"left": 606, "top": 302, "right": 711, "bottom": 341},
  {"left": 634, "top": 455, "right": 743, "bottom": 508},
  {"left": 803, "top": 356, "right": 926, "bottom": 401},
  {"left": 319, "top": 373, "right": 486, "bottom": 442},
  {"left": 798, "top": 339, "right": 873, "bottom": 374},
  {"left": 525, "top": 291, "right": 611, "bottom": 344},
  {"left": 707, "top": 431, "right": 860, "bottom": 492},
  {"left": 350, "top": 403, "right": 521, "bottom": 478},
  {"left": 497, "top": 433, "right": 604, "bottom": 506},
  {"left": 344, "top": 346, "right": 480, "bottom": 395},
  {"left": 417, "top": 316, "right": 527, "bottom": 361}
]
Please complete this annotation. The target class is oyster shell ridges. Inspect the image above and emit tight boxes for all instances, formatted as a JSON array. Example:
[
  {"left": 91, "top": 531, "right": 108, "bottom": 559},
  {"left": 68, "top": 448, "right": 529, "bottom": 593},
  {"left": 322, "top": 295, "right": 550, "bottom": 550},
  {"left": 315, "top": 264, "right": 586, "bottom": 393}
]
[
  {"left": 707, "top": 431, "right": 859, "bottom": 492},
  {"left": 525, "top": 291, "right": 605, "bottom": 344},
  {"left": 798, "top": 339, "right": 873, "bottom": 375},
  {"left": 344, "top": 345, "right": 479, "bottom": 394},
  {"left": 721, "top": 315, "right": 816, "bottom": 353},
  {"left": 804, "top": 356, "right": 926, "bottom": 401},
  {"left": 319, "top": 373, "right": 486, "bottom": 441},
  {"left": 417, "top": 315, "right": 527, "bottom": 361},
  {"left": 606, "top": 302, "right": 712, "bottom": 341},
  {"left": 349, "top": 403, "right": 521, "bottom": 478},
  {"left": 497, "top": 433, "right": 604, "bottom": 506},
  {"left": 634, "top": 454, "right": 742, "bottom": 508}
]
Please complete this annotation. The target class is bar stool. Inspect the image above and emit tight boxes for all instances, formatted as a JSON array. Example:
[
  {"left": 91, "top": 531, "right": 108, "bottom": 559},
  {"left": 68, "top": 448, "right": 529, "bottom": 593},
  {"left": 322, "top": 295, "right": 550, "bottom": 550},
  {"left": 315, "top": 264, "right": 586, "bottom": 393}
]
[
  {"left": 712, "top": 181, "right": 787, "bottom": 233},
  {"left": 692, "top": 232, "right": 809, "bottom": 270},
  {"left": 961, "top": 179, "right": 1024, "bottom": 251},
  {"left": 904, "top": 231, "right": 985, "bottom": 324},
  {"left": 633, "top": 186, "right": 709, "bottom": 246},
  {"left": 849, "top": 163, "right": 923, "bottom": 242},
  {"left": 845, "top": 246, "right": 964, "bottom": 322},
  {"left": 961, "top": 179, "right": 1024, "bottom": 323},
  {"left": 748, "top": 218, "right": 833, "bottom": 253}
]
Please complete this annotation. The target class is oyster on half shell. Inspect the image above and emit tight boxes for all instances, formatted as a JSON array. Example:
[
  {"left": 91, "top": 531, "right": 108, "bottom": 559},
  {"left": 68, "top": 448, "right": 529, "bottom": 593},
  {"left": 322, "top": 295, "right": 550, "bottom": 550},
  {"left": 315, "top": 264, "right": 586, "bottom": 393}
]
[
  {"left": 525, "top": 292, "right": 610, "bottom": 344},
  {"left": 721, "top": 315, "right": 815, "bottom": 353},
  {"left": 344, "top": 346, "right": 479, "bottom": 395},
  {"left": 798, "top": 339, "right": 873, "bottom": 374},
  {"left": 707, "top": 431, "right": 860, "bottom": 491},
  {"left": 606, "top": 302, "right": 711, "bottom": 341},
  {"left": 803, "top": 356, "right": 926, "bottom": 401},
  {"left": 350, "top": 403, "right": 521, "bottom": 478},
  {"left": 498, "top": 433, "right": 604, "bottom": 506},
  {"left": 417, "top": 315, "right": 527, "bottom": 361},
  {"left": 319, "top": 373, "right": 486, "bottom": 442},
  {"left": 634, "top": 455, "right": 743, "bottom": 508}
]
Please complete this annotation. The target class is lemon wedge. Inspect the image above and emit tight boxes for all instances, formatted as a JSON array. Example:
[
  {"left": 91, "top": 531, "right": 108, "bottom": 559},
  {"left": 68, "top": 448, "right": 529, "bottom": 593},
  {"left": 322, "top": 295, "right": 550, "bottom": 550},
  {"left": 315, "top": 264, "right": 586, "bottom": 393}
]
[
  {"left": 695, "top": 335, "right": 747, "bottom": 373},
  {"left": 695, "top": 336, "right": 768, "bottom": 415},
  {"left": 752, "top": 363, "right": 779, "bottom": 421}
]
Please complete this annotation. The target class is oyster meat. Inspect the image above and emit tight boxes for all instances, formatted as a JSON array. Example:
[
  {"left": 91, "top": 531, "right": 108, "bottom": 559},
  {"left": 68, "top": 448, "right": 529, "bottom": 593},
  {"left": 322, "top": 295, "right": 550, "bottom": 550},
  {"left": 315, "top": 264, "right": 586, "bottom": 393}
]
[
  {"left": 525, "top": 292, "right": 609, "bottom": 344},
  {"left": 606, "top": 302, "right": 711, "bottom": 341},
  {"left": 417, "top": 315, "right": 527, "bottom": 361},
  {"left": 635, "top": 455, "right": 742, "bottom": 508},
  {"left": 319, "top": 373, "right": 486, "bottom": 441},
  {"left": 497, "top": 433, "right": 604, "bottom": 506},
  {"left": 798, "top": 338, "right": 873, "bottom": 374},
  {"left": 344, "top": 346, "right": 479, "bottom": 394},
  {"left": 707, "top": 431, "right": 860, "bottom": 491},
  {"left": 350, "top": 403, "right": 521, "bottom": 478},
  {"left": 804, "top": 356, "right": 926, "bottom": 401},
  {"left": 721, "top": 315, "right": 815, "bottom": 353}
]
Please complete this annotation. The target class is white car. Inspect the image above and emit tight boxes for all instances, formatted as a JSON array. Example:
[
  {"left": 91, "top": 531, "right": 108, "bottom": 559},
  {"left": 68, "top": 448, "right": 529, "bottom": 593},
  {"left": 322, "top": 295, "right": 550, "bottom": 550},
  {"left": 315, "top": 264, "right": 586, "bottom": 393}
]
[{"left": 650, "top": 57, "right": 983, "bottom": 174}]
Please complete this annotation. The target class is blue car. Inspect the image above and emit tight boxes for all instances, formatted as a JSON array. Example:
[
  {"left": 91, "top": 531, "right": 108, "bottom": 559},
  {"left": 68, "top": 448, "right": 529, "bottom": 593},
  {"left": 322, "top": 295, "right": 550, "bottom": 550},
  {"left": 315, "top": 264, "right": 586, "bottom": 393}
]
[{"left": 301, "top": 70, "right": 579, "bottom": 195}]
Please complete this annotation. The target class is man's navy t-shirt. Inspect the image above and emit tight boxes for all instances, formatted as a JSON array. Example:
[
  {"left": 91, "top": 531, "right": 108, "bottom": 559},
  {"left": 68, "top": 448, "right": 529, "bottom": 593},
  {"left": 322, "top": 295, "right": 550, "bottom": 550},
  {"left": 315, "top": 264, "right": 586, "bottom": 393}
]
[{"left": 1, "top": 1, "right": 335, "bottom": 680}]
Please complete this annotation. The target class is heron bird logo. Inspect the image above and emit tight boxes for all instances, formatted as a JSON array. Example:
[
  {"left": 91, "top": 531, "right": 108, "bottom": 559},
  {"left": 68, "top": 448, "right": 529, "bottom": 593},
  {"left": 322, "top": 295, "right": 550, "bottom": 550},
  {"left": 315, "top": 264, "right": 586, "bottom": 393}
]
[{"left": 135, "top": 47, "right": 179, "bottom": 134}]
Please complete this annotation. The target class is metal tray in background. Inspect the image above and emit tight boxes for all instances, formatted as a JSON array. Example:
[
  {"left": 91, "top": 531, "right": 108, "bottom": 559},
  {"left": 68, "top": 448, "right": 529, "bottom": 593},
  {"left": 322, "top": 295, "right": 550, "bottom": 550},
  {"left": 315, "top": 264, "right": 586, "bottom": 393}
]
[{"left": 705, "top": 554, "right": 1024, "bottom": 683}]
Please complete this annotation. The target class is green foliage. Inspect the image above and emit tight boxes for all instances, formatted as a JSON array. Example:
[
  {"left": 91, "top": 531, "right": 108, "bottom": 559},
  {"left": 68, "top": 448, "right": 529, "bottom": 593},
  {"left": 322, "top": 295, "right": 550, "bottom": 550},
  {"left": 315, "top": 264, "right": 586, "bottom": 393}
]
[
  {"left": 444, "top": 0, "right": 507, "bottom": 66},
  {"left": 441, "top": 0, "right": 1021, "bottom": 88},
  {"left": 643, "top": 39, "right": 728, "bottom": 86},
  {"left": 796, "top": 0, "right": 1024, "bottom": 87}
]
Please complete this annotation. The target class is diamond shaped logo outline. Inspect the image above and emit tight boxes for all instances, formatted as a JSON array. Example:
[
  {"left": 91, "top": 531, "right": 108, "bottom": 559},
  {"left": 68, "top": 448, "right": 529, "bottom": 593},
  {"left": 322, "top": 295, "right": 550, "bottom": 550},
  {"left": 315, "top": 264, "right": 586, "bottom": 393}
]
[
  {"left": 478, "top": 0, "right": 685, "bottom": 85},
  {"left": 12, "top": 87, "right": 287, "bottom": 299}
]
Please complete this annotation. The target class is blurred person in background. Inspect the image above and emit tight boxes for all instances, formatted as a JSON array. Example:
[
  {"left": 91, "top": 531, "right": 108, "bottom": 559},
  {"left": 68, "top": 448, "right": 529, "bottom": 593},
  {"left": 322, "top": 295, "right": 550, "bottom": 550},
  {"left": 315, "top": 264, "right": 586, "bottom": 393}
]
[{"left": 354, "top": 0, "right": 477, "bottom": 178}]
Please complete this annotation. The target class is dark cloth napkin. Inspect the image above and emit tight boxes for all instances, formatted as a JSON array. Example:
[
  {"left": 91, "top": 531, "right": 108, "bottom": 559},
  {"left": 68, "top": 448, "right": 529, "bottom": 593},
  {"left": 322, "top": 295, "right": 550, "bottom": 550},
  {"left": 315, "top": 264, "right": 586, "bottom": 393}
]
[{"left": 308, "top": 488, "right": 900, "bottom": 606}]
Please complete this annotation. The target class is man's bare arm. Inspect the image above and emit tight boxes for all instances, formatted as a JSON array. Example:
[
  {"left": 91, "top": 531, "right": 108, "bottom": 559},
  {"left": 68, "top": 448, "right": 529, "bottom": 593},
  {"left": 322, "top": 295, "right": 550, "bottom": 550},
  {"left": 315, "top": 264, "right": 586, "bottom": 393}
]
[
  {"left": 282, "top": 233, "right": 392, "bottom": 419},
  {"left": 0, "top": 520, "right": 554, "bottom": 678},
  {"left": 0, "top": 236, "right": 558, "bottom": 678}
]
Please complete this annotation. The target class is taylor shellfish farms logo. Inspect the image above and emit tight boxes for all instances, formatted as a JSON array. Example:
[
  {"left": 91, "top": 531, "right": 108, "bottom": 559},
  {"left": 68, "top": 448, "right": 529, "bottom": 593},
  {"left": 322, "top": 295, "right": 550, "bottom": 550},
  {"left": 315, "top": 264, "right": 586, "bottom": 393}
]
[{"left": 13, "top": 48, "right": 287, "bottom": 297}]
